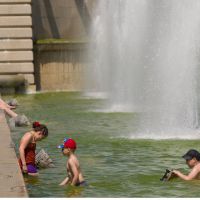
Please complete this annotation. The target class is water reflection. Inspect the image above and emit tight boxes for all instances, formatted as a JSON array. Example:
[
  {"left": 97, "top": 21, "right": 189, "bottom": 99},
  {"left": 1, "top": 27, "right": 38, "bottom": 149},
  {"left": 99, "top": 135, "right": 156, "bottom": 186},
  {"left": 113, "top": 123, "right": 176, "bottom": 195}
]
[
  {"left": 64, "top": 185, "right": 84, "bottom": 197},
  {"left": 8, "top": 92, "right": 200, "bottom": 197}
]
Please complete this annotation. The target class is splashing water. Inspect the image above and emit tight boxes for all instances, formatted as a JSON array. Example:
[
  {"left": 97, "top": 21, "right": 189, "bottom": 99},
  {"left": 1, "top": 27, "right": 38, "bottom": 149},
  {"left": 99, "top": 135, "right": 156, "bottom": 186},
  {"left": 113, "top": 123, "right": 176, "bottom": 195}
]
[{"left": 85, "top": 0, "right": 200, "bottom": 138}]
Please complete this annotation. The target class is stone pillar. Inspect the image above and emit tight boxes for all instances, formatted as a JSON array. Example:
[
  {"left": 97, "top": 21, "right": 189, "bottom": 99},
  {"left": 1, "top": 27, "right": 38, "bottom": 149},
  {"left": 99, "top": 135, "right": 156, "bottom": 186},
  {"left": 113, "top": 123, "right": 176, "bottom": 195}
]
[{"left": 34, "top": 42, "right": 88, "bottom": 91}]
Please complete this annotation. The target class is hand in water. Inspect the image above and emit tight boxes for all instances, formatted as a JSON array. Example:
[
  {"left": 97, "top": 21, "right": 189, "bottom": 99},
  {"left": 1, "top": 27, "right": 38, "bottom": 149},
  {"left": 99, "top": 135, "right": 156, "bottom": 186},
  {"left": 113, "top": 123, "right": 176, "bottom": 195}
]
[{"left": 22, "top": 165, "right": 28, "bottom": 173}]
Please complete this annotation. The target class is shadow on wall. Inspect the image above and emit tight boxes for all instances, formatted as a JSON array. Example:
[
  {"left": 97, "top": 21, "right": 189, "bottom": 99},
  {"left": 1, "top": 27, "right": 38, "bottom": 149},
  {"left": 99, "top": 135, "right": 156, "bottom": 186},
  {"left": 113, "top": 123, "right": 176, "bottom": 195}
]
[
  {"left": 32, "top": 0, "right": 45, "bottom": 40},
  {"left": 74, "top": 0, "right": 92, "bottom": 35},
  {"left": 32, "top": 0, "right": 60, "bottom": 40},
  {"left": 32, "top": 0, "right": 92, "bottom": 40},
  {"left": 43, "top": 0, "right": 60, "bottom": 38}
]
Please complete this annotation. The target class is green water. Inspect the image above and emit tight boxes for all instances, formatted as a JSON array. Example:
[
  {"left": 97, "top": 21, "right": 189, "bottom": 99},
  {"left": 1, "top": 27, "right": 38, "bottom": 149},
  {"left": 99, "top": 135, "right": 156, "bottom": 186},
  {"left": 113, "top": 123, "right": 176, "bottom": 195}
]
[{"left": 6, "top": 92, "right": 200, "bottom": 197}]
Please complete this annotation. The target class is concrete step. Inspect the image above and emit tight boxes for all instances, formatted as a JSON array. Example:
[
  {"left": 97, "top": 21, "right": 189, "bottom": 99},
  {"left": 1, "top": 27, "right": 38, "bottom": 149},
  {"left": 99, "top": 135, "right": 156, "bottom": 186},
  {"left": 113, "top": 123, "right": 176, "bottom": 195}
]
[
  {"left": 0, "top": 0, "right": 34, "bottom": 93},
  {"left": 0, "top": 4, "right": 31, "bottom": 15},
  {"left": 0, "top": 73, "right": 34, "bottom": 84},
  {"left": 0, "top": 62, "right": 33, "bottom": 73},
  {"left": 0, "top": 0, "right": 31, "bottom": 3},
  {"left": 24, "top": 73, "right": 34, "bottom": 84},
  {"left": 0, "top": 39, "right": 32, "bottom": 50},
  {"left": 27, "top": 84, "right": 36, "bottom": 93},
  {"left": 0, "top": 51, "right": 33, "bottom": 61},
  {"left": 0, "top": 16, "right": 32, "bottom": 27},
  {"left": 0, "top": 28, "right": 32, "bottom": 38},
  {"left": 0, "top": 74, "right": 27, "bottom": 86}
]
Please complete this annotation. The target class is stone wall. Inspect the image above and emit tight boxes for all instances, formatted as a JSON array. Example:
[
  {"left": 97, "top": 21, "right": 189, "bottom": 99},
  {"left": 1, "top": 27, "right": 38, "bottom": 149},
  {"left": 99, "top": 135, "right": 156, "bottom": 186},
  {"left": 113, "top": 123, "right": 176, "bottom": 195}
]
[
  {"left": 32, "top": 0, "right": 97, "bottom": 40},
  {"left": 32, "top": 0, "right": 97, "bottom": 91},
  {"left": 0, "top": 94, "right": 28, "bottom": 197},
  {"left": 0, "top": 0, "right": 97, "bottom": 93},
  {"left": 0, "top": 0, "right": 34, "bottom": 94},
  {"left": 34, "top": 42, "right": 88, "bottom": 91}
]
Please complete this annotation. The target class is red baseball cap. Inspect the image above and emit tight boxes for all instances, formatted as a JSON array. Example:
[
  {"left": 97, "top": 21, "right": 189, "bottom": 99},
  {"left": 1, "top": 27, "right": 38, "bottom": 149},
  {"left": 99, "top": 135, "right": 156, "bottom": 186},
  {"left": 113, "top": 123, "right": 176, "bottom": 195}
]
[{"left": 64, "top": 138, "right": 77, "bottom": 150}]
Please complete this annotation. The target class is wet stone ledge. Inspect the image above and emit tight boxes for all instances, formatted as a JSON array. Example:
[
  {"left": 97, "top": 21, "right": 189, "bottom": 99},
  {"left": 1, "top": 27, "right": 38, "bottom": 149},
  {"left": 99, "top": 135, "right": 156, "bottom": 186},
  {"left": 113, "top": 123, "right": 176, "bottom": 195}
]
[{"left": 0, "top": 108, "right": 28, "bottom": 197}]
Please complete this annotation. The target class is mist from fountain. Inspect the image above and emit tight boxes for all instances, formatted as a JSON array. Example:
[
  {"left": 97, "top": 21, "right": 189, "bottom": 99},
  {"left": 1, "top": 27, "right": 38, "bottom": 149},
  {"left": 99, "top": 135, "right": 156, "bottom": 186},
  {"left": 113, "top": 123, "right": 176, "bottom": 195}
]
[{"left": 84, "top": 0, "right": 200, "bottom": 138}]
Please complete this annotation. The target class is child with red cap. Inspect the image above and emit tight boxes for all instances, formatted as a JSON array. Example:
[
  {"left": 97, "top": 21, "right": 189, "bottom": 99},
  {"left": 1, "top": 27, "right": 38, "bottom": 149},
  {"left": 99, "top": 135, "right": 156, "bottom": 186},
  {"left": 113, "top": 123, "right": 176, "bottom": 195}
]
[{"left": 58, "top": 138, "right": 86, "bottom": 186}]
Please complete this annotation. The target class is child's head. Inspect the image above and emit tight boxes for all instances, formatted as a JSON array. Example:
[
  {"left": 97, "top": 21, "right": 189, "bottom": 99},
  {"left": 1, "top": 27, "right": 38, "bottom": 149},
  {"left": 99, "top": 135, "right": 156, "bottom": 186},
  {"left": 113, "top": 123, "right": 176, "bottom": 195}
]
[
  {"left": 182, "top": 149, "right": 200, "bottom": 168},
  {"left": 58, "top": 138, "right": 77, "bottom": 155},
  {"left": 32, "top": 121, "right": 48, "bottom": 141}
]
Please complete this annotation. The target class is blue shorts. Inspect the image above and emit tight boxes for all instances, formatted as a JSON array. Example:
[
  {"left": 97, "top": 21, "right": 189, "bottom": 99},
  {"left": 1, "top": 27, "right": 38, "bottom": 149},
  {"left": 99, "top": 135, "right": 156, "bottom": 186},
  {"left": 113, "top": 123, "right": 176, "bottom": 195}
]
[
  {"left": 27, "top": 164, "right": 37, "bottom": 173},
  {"left": 75, "top": 181, "right": 87, "bottom": 187}
]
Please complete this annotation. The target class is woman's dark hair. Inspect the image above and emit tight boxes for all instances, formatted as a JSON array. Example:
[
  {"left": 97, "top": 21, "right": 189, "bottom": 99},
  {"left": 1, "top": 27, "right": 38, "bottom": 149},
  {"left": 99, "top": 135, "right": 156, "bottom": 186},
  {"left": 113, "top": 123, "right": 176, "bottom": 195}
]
[{"left": 32, "top": 121, "right": 48, "bottom": 137}]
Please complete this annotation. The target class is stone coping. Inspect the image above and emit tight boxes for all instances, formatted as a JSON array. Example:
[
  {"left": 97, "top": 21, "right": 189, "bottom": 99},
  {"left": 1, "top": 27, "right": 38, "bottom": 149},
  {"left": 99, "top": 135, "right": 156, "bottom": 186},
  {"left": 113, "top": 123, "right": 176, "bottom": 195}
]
[
  {"left": 0, "top": 98, "right": 28, "bottom": 197},
  {"left": 34, "top": 41, "right": 89, "bottom": 52}
]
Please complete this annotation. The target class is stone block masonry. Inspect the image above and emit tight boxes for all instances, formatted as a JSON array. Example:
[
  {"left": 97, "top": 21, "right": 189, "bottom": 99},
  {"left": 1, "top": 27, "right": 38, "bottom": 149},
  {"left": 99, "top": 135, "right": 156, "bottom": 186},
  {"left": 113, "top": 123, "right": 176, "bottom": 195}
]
[
  {"left": 0, "top": 0, "right": 35, "bottom": 94},
  {"left": 34, "top": 42, "right": 88, "bottom": 91}
]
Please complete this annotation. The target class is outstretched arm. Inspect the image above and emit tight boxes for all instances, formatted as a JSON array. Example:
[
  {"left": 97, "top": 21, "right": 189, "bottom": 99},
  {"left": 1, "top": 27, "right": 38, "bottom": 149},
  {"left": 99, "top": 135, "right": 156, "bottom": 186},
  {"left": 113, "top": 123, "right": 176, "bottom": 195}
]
[
  {"left": 0, "top": 98, "right": 16, "bottom": 109},
  {"left": 19, "top": 133, "right": 32, "bottom": 173},
  {"left": 173, "top": 167, "right": 200, "bottom": 180},
  {"left": 0, "top": 103, "right": 17, "bottom": 118},
  {"left": 69, "top": 160, "right": 79, "bottom": 186},
  {"left": 59, "top": 176, "right": 70, "bottom": 186}
]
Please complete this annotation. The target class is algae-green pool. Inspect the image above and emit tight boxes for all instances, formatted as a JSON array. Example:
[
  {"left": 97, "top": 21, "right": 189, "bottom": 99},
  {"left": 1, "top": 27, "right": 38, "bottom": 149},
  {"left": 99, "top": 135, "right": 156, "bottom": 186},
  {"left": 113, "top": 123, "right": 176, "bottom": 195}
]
[{"left": 7, "top": 92, "right": 200, "bottom": 197}]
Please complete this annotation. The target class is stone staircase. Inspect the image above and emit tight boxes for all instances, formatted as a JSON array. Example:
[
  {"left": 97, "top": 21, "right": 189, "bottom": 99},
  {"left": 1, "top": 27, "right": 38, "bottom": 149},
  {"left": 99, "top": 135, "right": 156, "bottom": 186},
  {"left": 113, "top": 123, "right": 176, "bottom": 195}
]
[{"left": 0, "top": 0, "right": 35, "bottom": 93}]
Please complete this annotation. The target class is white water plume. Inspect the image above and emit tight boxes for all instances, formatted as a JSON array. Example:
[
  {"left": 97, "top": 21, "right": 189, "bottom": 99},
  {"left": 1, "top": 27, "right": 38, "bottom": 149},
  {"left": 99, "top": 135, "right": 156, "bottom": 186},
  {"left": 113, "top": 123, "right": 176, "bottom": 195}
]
[{"left": 85, "top": 0, "right": 200, "bottom": 137}]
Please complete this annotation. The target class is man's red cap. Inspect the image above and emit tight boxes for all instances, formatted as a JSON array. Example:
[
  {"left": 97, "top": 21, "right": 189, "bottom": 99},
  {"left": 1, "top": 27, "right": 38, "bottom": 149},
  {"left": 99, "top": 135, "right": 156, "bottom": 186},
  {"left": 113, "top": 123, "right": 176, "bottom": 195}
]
[{"left": 64, "top": 138, "right": 77, "bottom": 149}]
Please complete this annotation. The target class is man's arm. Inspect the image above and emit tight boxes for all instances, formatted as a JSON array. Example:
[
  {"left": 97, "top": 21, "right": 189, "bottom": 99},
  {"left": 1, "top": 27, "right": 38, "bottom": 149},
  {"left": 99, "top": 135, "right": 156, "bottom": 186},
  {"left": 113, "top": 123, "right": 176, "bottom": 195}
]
[{"left": 173, "top": 167, "right": 200, "bottom": 180}]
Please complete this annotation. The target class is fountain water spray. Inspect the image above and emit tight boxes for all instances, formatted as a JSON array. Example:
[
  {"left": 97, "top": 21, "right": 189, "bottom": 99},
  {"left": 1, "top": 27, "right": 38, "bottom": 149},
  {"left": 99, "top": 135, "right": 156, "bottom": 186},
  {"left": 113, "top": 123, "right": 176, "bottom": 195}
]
[{"left": 85, "top": 0, "right": 200, "bottom": 138}]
